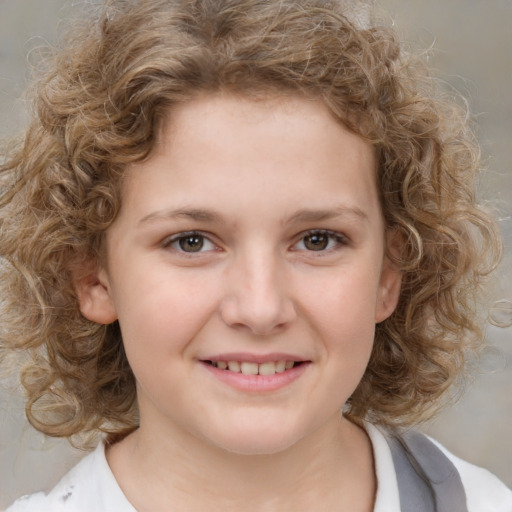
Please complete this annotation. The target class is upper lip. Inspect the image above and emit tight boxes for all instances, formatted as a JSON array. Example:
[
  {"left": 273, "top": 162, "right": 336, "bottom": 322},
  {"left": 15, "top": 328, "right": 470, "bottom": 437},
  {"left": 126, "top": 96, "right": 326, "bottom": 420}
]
[{"left": 200, "top": 353, "right": 309, "bottom": 363}]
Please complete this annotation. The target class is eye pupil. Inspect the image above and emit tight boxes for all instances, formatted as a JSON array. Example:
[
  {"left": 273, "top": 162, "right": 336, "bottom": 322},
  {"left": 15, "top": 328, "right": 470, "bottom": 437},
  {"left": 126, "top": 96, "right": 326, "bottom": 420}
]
[
  {"left": 304, "top": 233, "right": 329, "bottom": 251},
  {"left": 179, "top": 235, "right": 204, "bottom": 252}
]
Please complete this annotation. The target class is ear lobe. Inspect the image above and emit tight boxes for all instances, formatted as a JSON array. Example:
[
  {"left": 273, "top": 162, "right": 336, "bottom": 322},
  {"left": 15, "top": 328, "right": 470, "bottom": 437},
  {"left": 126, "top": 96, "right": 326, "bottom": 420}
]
[
  {"left": 74, "top": 265, "right": 118, "bottom": 325},
  {"left": 375, "top": 257, "right": 402, "bottom": 323}
]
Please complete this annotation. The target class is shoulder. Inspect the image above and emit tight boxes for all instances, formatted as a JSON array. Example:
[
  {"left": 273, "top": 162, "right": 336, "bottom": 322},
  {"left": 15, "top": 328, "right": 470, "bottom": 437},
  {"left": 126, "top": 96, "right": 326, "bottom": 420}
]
[
  {"left": 4, "top": 443, "right": 136, "bottom": 512},
  {"left": 367, "top": 423, "right": 512, "bottom": 512},
  {"left": 431, "top": 437, "right": 512, "bottom": 512}
]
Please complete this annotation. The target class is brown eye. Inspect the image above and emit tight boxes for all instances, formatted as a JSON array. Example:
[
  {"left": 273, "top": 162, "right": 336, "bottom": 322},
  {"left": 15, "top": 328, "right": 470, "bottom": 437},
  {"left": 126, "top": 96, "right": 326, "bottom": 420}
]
[
  {"left": 303, "top": 233, "right": 329, "bottom": 251},
  {"left": 292, "top": 230, "right": 347, "bottom": 253},
  {"left": 166, "top": 231, "right": 217, "bottom": 254},
  {"left": 178, "top": 235, "right": 205, "bottom": 252}
]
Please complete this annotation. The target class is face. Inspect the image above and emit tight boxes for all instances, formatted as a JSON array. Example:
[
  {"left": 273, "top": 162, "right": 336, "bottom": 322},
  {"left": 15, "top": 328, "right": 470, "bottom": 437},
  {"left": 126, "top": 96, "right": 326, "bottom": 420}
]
[{"left": 78, "top": 94, "right": 401, "bottom": 455}]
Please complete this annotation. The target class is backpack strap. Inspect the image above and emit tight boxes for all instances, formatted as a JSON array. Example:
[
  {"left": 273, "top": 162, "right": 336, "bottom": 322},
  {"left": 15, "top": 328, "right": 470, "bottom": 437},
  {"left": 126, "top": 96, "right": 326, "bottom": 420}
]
[{"left": 387, "top": 430, "right": 468, "bottom": 512}]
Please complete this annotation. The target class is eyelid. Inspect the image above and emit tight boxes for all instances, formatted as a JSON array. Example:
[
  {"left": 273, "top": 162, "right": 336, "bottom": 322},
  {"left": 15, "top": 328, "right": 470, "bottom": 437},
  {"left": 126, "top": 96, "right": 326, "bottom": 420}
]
[
  {"left": 161, "top": 229, "right": 348, "bottom": 255},
  {"left": 290, "top": 229, "right": 349, "bottom": 252},
  {"left": 162, "top": 230, "right": 219, "bottom": 253}
]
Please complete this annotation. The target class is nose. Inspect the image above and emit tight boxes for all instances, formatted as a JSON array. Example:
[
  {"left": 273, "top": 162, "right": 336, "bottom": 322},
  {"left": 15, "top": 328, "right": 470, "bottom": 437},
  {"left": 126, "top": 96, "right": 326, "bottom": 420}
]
[{"left": 219, "top": 249, "right": 297, "bottom": 336}]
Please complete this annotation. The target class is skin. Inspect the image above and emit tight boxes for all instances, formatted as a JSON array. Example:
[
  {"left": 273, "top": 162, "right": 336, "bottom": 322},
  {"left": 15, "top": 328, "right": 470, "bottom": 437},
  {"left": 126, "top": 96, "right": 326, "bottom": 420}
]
[{"left": 77, "top": 93, "right": 401, "bottom": 511}]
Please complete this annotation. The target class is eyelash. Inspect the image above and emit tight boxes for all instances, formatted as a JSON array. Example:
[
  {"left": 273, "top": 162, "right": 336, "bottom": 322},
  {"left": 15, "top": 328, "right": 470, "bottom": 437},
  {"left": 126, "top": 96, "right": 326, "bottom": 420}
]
[
  {"left": 162, "top": 231, "right": 217, "bottom": 255},
  {"left": 291, "top": 229, "right": 349, "bottom": 253},
  {"left": 162, "top": 229, "right": 349, "bottom": 255}
]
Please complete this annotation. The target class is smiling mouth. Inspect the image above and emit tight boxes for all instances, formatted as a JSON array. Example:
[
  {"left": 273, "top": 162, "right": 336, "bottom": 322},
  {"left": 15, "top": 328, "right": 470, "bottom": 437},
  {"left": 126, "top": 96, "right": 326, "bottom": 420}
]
[{"left": 203, "top": 360, "right": 305, "bottom": 376}]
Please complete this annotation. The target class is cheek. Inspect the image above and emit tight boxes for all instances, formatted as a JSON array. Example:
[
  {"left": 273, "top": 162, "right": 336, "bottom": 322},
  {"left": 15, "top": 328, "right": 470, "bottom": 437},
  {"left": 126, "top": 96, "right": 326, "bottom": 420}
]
[
  {"left": 111, "top": 268, "right": 222, "bottom": 359},
  {"left": 299, "top": 269, "right": 379, "bottom": 358},
  {"left": 302, "top": 268, "right": 380, "bottom": 323}
]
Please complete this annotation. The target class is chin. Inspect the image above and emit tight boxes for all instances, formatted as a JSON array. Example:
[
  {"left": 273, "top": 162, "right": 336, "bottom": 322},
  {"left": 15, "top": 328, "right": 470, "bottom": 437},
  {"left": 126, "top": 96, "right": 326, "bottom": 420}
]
[{"left": 205, "top": 423, "right": 303, "bottom": 456}]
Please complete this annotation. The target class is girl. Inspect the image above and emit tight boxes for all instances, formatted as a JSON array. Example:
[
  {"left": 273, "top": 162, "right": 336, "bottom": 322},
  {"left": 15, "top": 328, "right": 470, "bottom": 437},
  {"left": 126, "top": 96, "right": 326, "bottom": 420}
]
[{"left": 1, "top": 1, "right": 511, "bottom": 510}]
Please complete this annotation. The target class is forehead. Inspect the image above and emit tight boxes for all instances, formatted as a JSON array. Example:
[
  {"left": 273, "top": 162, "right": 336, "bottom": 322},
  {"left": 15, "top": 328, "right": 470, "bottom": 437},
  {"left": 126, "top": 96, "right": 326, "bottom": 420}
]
[{"left": 120, "top": 93, "right": 381, "bottom": 226}]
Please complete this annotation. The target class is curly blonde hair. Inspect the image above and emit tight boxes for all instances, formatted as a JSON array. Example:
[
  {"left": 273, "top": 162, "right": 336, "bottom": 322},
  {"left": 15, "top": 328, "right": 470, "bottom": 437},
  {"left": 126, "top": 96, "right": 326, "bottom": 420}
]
[{"left": 0, "top": 0, "right": 502, "bottom": 442}]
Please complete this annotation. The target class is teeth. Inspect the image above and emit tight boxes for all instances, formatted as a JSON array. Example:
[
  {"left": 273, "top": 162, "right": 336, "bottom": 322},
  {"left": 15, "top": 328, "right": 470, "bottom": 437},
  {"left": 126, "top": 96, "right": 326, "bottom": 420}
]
[
  {"left": 240, "top": 362, "right": 258, "bottom": 375},
  {"left": 258, "top": 362, "right": 276, "bottom": 376},
  {"left": 227, "top": 361, "right": 240, "bottom": 372},
  {"left": 214, "top": 360, "right": 297, "bottom": 375},
  {"left": 275, "top": 360, "right": 286, "bottom": 373}
]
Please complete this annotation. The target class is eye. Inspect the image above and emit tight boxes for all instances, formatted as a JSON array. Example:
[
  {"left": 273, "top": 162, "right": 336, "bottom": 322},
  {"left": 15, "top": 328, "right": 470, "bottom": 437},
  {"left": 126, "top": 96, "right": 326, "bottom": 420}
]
[
  {"left": 164, "top": 232, "right": 217, "bottom": 253},
  {"left": 292, "top": 230, "right": 347, "bottom": 252}
]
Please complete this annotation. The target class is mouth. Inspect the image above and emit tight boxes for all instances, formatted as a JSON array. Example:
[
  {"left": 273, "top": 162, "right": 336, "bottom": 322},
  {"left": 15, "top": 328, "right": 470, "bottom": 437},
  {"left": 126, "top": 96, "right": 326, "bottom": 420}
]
[{"left": 202, "top": 360, "right": 305, "bottom": 376}]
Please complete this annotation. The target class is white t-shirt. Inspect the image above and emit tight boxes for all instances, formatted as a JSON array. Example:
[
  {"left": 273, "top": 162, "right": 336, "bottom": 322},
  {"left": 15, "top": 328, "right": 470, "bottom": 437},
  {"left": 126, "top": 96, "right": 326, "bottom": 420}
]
[{"left": 5, "top": 425, "right": 512, "bottom": 512}]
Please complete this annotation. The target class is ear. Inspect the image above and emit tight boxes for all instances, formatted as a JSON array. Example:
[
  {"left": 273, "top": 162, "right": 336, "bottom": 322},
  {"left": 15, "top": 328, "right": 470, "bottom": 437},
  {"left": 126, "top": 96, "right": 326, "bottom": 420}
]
[
  {"left": 74, "top": 261, "right": 118, "bottom": 325},
  {"left": 375, "top": 231, "right": 402, "bottom": 323}
]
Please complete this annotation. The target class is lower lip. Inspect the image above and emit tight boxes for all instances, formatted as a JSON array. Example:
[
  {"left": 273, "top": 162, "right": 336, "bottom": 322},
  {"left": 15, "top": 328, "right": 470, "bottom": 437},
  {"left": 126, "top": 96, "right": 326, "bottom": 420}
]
[{"left": 201, "top": 362, "right": 310, "bottom": 392}]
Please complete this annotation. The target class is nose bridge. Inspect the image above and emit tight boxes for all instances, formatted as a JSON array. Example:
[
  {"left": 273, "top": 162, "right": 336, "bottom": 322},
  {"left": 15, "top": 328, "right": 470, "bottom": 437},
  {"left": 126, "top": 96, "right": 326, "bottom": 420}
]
[
  {"left": 220, "top": 242, "right": 295, "bottom": 334},
  {"left": 244, "top": 246, "right": 281, "bottom": 305}
]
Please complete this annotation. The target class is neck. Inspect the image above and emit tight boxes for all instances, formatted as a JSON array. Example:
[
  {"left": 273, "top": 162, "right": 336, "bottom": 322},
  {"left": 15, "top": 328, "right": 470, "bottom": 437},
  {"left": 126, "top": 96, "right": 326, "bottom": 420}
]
[{"left": 107, "top": 415, "right": 376, "bottom": 512}]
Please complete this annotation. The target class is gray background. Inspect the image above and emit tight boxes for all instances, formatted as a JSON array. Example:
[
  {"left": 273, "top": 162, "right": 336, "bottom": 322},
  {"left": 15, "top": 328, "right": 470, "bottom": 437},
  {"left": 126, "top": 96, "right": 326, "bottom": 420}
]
[{"left": 0, "top": 0, "right": 511, "bottom": 508}]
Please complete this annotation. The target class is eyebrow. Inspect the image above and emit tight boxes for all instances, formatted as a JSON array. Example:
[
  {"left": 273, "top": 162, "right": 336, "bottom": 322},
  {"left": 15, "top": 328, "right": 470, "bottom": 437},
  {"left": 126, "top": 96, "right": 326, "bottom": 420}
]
[
  {"left": 286, "top": 206, "right": 368, "bottom": 225},
  {"left": 138, "top": 205, "right": 368, "bottom": 226},
  {"left": 138, "top": 208, "right": 223, "bottom": 226}
]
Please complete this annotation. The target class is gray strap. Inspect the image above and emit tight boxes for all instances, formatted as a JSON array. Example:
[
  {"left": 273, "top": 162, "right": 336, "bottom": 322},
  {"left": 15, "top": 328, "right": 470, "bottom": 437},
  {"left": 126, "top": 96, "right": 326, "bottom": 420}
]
[{"left": 387, "top": 431, "right": 468, "bottom": 512}]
